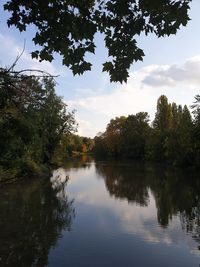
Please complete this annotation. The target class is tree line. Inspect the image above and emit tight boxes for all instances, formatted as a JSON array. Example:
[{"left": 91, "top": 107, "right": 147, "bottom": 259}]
[
  {"left": 94, "top": 95, "right": 200, "bottom": 167},
  {"left": 1, "top": 63, "right": 199, "bottom": 183}
]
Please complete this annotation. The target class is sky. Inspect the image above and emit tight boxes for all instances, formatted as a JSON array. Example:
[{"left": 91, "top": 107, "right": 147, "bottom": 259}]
[{"left": 0, "top": 0, "right": 200, "bottom": 137}]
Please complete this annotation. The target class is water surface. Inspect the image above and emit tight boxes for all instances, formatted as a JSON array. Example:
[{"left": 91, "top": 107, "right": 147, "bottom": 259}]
[{"left": 1, "top": 159, "right": 200, "bottom": 266}]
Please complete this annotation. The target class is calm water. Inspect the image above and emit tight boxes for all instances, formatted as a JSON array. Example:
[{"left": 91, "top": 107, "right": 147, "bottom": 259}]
[{"left": 1, "top": 159, "right": 200, "bottom": 267}]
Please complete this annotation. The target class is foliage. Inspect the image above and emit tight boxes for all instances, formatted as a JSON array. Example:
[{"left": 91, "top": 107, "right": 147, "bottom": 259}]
[
  {"left": 4, "top": 0, "right": 191, "bottom": 82},
  {"left": 121, "top": 112, "right": 150, "bottom": 159},
  {"left": 0, "top": 67, "right": 76, "bottom": 181},
  {"left": 103, "top": 116, "right": 126, "bottom": 157},
  {"left": 52, "top": 134, "right": 94, "bottom": 166},
  {"left": 153, "top": 95, "right": 172, "bottom": 132},
  {"left": 94, "top": 94, "right": 200, "bottom": 167},
  {"left": 94, "top": 113, "right": 150, "bottom": 159},
  {"left": 191, "top": 95, "right": 200, "bottom": 165}
]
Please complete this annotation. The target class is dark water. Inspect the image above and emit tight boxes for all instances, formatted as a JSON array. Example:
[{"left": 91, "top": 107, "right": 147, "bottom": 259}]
[{"left": 1, "top": 159, "right": 200, "bottom": 267}]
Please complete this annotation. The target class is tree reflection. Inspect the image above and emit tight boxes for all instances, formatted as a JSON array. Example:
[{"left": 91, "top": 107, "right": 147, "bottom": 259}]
[
  {"left": 0, "top": 176, "right": 74, "bottom": 267},
  {"left": 180, "top": 192, "right": 200, "bottom": 249},
  {"left": 96, "top": 162, "right": 149, "bottom": 206},
  {"left": 61, "top": 155, "right": 93, "bottom": 170},
  {"left": 96, "top": 162, "right": 200, "bottom": 235}
]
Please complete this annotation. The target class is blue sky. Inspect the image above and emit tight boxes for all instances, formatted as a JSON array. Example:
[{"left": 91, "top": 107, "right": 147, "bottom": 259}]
[{"left": 1, "top": 0, "right": 200, "bottom": 137}]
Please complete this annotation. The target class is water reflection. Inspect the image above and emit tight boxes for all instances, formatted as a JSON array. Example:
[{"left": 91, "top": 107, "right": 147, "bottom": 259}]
[
  {"left": 51, "top": 168, "right": 69, "bottom": 199},
  {"left": 95, "top": 162, "right": 200, "bottom": 247},
  {"left": 1, "top": 160, "right": 200, "bottom": 267},
  {"left": 96, "top": 163, "right": 149, "bottom": 206},
  {"left": 61, "top": 155, "right": 93, "bottom": 170},
  {"left": 0, "top": 176, "right": 74, "bottom": 267}
]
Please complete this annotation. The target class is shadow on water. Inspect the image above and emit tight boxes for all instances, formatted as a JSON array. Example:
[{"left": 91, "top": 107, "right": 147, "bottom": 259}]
[
  {"left": 95, "top": 161, "right": 200, "bottom": 247},
  {"left": 0, "top": 174, "right": 75, "bottom": 267}
]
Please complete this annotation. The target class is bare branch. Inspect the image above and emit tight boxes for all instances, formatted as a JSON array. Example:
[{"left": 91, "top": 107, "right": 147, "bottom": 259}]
[{"left": 7, "top": 40, "right": 26, "bottom": 72}]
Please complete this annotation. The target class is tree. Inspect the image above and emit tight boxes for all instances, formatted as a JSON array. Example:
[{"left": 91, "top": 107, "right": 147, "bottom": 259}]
[
  {"left": 122, "top": 112, "right": 150, "bottom": 159},
  {"left": 34, "top": 77, "right": 77, "bottom": 163},
  {"left": 0, "top": 67, "right": 76, "bottom": 180},
  {"left": 4, "top": 0, "right": 191, "bottom": 83},
  {"left": 152, "top": 96, "right": 172, "bottom": 161},
  {"left": 81, "top": 137, "right": 94, "bottom": 153},
  {"left": 171, "top": 102, "right": 179, "bottom": 131},
  {"left": 178, "top": 105, "right": 193, "bottom": 164},
  {"left": 93, "top": 94, "right": 200, "bottom": 166},
  {"left": 191, "top": 95, "right": 200, "bottom": 166},
  {"left": 104, "top": 116, "right": 126, "bottom": 157},
  {"left": 163, "top": 104, "right": 193, "bottom": 165},
  {"left": 94, "top": 133, "right": 107, "bottom": 156},
  {"left": 153, "top": 95, "right": 172, "bottom": 133}
]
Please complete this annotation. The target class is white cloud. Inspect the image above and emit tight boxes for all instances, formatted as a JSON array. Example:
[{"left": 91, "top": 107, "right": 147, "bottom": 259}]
[
  {"left": 142, "top": 56, "right": 200, "bottom": 87},
  {"left": 69, "top": 56, "right": 200, "bottom": 137},
  {"left": 76, "top": 117, "right": 100, "bottom": 137}
]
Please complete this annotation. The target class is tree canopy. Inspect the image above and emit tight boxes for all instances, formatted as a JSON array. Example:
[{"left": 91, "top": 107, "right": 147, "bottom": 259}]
[{"left": 4, "top": 0, "right": 191, "bottom": 82}]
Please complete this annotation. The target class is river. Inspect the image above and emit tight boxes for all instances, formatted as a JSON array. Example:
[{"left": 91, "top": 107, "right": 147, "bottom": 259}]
[{"left": 0, "top": 158, "right": 200, "bottom": 266}]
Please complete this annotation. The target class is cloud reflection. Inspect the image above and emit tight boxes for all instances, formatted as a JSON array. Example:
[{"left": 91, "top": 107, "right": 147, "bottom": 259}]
[{"left": 63, "top": 161, "right": 200, "bottom": 256}]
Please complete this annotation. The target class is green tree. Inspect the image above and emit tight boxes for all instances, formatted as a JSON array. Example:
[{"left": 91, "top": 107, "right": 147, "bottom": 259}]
[
  {"left": 122, "top": 112, "right": 150, "bottom": 159},
  {"left": 153, "top": 95, "right": 172, "bottom": 133},
  {"left": 94, "top": 133, "right": 107, "bottom": 156},
  {"left": 103, "top": 116, "right": 126, "bottom": 157},
  {"left": 171, "top": 102, "right": 180, "bottom": 131},
  {"left": 177, "top": 105, "right": 193, "bottom": 164},
  {"left": 4, "top": 0, "right": 191, "bottom": 82},
  {"left": 35, "top": 78, "right": 76, "bottom": 163},
  {"left": 191, "top": 95, "right": 200, "bottom": 166},
  {"left": 0, "top": 68, "right": 76, "bottom": 180},
  {"left": 152, "top": 95, "right": 172, "bottom": 161},
  {"left": 94, "top": 94, "right": 197, "bottom": 167}
]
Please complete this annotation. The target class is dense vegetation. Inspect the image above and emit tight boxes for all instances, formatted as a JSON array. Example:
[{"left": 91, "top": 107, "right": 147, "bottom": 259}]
[
  {"left": 4, "top": 0, "right": 191, "bottom": 82},
  {"left": 53, "top": 134, "right": 94, "bottom": 165},
  {"left": 94, "top": 95, "right": 200, "bottom": 167},
  {"left": 1, "top": 64, "right": 199, "bottom": 184},
  {"left": 0, "top": 67, "right": 78, "bottom": 182}
]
